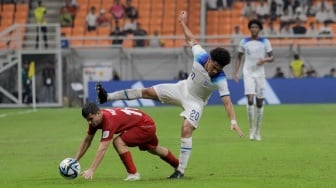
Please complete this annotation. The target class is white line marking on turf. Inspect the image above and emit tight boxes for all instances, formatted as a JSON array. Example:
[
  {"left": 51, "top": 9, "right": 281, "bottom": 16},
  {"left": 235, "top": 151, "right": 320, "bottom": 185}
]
[{"left": 0, "top": 110, "right": 36, "bottom": 118}]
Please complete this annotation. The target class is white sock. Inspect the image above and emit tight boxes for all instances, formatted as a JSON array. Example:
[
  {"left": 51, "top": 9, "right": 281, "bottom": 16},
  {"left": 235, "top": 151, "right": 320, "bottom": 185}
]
[
  {"left": 107, "top": 89, "right": 142, "bottom": 100},
  {"left": 177, "top": 137, "right": 192, "bottom": 174},
  {"left": 247, "top": 105, "right": 255, "bottom": 131},
  {"left": 255, "top": 107, "right": 264, "bottom": 135}
]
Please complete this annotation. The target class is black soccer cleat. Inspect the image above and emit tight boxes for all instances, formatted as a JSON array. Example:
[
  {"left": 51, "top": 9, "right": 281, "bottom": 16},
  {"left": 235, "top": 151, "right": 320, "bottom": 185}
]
[
  {"left": 96, "top": 82, "right": 108, "bottom": 104},
  {"left": 167, "top": 170, "right": 184, "bottom": 179}
]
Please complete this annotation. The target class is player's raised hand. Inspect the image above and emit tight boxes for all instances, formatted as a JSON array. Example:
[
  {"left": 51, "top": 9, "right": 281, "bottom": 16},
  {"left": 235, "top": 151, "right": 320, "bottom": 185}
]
[{"left": 178, "top": 11, "right": 187, "bottom": 24}]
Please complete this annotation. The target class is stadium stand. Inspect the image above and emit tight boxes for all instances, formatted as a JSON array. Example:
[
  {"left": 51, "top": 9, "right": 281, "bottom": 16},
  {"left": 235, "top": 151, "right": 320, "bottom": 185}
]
[{"left": 0, "top": 0, "right": 335, "bottom": 49}]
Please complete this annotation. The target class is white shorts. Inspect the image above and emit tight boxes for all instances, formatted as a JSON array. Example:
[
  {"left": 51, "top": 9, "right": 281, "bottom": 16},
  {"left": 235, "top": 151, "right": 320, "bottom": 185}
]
[
  {"left": 243, "top": 75, "right": 265, "bottom": 99},
  {"left": 152, "top": 81, "right": 205, "bottom": 128}
]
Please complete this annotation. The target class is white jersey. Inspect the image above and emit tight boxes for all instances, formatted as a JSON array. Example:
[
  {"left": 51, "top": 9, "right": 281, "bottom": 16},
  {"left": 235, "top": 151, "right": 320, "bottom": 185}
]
[
  {"left": 186, "top": 44, "right": 230, "bottom": 102},
  {"left": 238, "top": 37, "right": 272, "bottom": 77},
  {"left": 153, "top": 44, "right": 230, "bottom": 127}
]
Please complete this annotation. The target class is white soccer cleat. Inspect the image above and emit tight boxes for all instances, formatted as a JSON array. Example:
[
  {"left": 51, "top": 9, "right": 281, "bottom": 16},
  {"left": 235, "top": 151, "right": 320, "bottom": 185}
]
[
  {"left": 249, "top": 128, "right": 256, "bottom": 140},
  {"left": 124, "top": 172, "right": 140, "bottom": 181},
  {"left": 249, "top": 134, "right": 255, "bottom": 140},
  {"left": 255, "top": 133, "right": 262, "bottom": 141}
]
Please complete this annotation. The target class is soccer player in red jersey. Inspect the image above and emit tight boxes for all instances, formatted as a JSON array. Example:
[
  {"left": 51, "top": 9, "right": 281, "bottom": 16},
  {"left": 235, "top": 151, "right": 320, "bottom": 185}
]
[{"left": 74, "top": 102, "right": 179, "bottom": 181}]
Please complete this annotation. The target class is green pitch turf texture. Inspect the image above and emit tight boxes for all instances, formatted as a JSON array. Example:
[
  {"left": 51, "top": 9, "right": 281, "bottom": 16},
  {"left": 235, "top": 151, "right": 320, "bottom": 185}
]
[{"left": 0, "top": 104, "right": 335, "bottom": 188}]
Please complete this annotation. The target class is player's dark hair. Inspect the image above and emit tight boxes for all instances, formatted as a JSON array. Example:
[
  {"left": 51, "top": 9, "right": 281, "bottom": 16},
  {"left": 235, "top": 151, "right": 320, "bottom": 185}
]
[
  {"left": 210, "top": 47, "right": 231, "bottom": 67},
  {"left": 248, "top": 19, "right": 263, "bottom": 30},
  {"left": 82, "top": 102, "right": 100, "bottom": 118}
]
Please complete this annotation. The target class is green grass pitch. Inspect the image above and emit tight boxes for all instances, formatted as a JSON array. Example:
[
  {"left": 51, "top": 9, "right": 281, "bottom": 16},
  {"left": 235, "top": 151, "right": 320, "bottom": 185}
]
[{"left": 0, "top": 104, "right": 335, "bottom": 188}]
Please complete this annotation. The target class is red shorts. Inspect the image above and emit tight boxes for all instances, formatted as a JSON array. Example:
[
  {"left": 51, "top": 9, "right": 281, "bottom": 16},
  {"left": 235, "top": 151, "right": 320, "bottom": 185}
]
[{"left": 120, "top": 124, "right": 158, "bottom": 151}]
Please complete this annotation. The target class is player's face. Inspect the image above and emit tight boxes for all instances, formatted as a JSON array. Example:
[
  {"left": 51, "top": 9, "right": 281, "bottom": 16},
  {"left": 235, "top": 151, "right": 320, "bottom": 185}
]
[
  {"left": 86, "top": 112, "right": 102, "bottom": 127},
  {"left": 249, "top": 24, "right": 260, "bottom": 37},
  {"left": 206, "top": 60, "right": 223, "bottom": 77}
]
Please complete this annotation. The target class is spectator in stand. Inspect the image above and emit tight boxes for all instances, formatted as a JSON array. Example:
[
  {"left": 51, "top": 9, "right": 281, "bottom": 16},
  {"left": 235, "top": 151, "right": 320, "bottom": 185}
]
[
  {"left": 315, "top": 6, "right": 334, "bottom": 24},
  {"left": 133, "top": 23, "right": 147, "bottom": 47},
  {"left": 86, "top": 6, "right": 97, "bottom": 32},
  {"left": 275, "top": 0, "right": 284, "bottom": 18},
  {"left": 279, "top": 8, "right": 293, "bottom": 30},
  {"left": 318, "top": 21, "right": 333, "bottom": 38},
  {"left": 306, "top": 67, "right": 317, "bottom": 78},
  {"left": 295, "top": 2, "right": 309, "bottom": 17},
  {"left": 217, "top": 0, "right": 233, "bottom": 10},
  {"left": 60, "top": 32, "right": 69, "bottom": 49},
  {"left": 255, "top": 0, "right": 270, "bottom": 22},
  {"left": 292, "top": 19, "right": 307, "bottom": 35},
  {"left": 59, "top": 6, "right": 73, "bottom": 27},
  {"left": 96, "top": 9, "right": 111, "bottom": 27},
  {"left": 123, "top": 18, "right": 137, "bottom": 34},
  {"left": 110, "top": 25, "right": 125, "bottom": 45},
  {"left": 293, "top": 9, "right": 307, "bottom": 22},
  {"left": 207, "top": 0, "right": 218, "bottom": 10},
  {"left": 230, "top": 25, "right": 244, "bottom": 47},
  {"left": 273, "top": 67, "right": 285, "bottom": 78},
  {"left": 242, "top": 1, "right": 255, "bottom": 18},
  {"left": 323, "top": 68, "right": 336, "bottom": 78},
  {"left": 65, "top": 1, "right": 77, "bottom": 23},
  {"left": 306, "top": 1, "right": 317, "bottom": 17},
  {"left": 290, "top": 53, "right": 305, "bottom": 78},
  {"left": 109, "top": 0, "right": 125, "bottom": 25},
  {"left": 315, "top": 0, "right": 332, "bottom": 12},
  {"left": 280, "top": 23, "right": 293, "bottom": 36},
  {"left": 124, "top": 0, "right": 138, "bottom": 19},
  {"left": 263, "top": 21, "right": 279, "bottom": 36},
  {"left": 34, "top": 0, "right": 48, "bottom": 49},
  {"left": 149, "top": 30, "right": 164, "bottom": 48},
  {"left": 306, "top": 21, "right": 319, "bottom": 37},
  {"left": 64, "top": 0, "right": 79, "bottom": 10},
  {"left": 269, "top": 0, "right": 278, "bottom": 21},
  {"left": 283, "top": 0, "right": 300, "bottom": 16}
]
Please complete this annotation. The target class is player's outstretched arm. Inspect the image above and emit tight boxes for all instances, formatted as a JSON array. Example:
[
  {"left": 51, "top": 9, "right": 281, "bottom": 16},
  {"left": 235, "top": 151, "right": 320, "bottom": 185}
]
[
  {"left": 221, "top": 96, "right": 244, "bottom": 137},
  {"left": 75, "top": 134, "right": 94, "bottom": 161},
  {"left": 178, "top": 11, "right": 198, "bottom": 47}
]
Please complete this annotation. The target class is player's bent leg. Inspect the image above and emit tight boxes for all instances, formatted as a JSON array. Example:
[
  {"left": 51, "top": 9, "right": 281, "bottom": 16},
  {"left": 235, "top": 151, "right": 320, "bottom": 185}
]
[
  {"left": 148, "top": 146, "right": 179, "bottom": 169},
  {"left": 113, "top": 137, "right": 140, "bottom": 180}
]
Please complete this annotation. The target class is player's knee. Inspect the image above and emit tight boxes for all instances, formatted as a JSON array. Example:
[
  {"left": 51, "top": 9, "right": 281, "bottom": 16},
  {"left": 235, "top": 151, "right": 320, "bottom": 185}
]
[
  {"left": 181, "top": 123, "right": 194, "bottom": 137},
  {"left": 142, "top": 87, "right": 158, "bottom": 99},
  {"left": 256, "top": 98, "right": 264, "bottom": 108}
]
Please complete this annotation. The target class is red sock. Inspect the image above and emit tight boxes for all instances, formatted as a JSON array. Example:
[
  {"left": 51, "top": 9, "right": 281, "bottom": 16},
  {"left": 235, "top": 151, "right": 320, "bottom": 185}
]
[
  {"left": 160, "top": 150, "right": 179, "bottom": 168},
  {"left": 119, "top": 151, "right": 137, "bottom": 174}
]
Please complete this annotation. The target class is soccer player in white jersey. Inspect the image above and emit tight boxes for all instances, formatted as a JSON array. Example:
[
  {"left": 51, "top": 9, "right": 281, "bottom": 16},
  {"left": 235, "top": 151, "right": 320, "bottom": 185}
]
[
  {"left": 233, "top": 19, "right": 274, "bottom": 141},
  {"left": 96, "top": 11, "right": 244, "bottom": 179}
]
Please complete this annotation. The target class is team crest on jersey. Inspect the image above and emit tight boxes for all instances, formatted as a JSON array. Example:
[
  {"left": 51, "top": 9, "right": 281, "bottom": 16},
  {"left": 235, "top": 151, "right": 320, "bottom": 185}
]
[
  {"left": 203, "top": 80, "right": 210, "bottom": 86},
  {"left": 102, "top": 131, "right": 110, "bottom": 138}
]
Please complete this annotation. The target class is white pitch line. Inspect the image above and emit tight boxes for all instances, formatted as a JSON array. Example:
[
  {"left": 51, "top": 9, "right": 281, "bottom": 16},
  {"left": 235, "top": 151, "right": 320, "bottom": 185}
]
[{"left": 0, "top": 109, "right": 37, "bottom": 118}]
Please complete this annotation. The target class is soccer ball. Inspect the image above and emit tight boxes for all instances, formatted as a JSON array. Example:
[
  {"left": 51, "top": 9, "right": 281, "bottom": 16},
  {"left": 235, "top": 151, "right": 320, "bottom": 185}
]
[{"left": 59, "top": 158, "right": 81, "bottom": 179}]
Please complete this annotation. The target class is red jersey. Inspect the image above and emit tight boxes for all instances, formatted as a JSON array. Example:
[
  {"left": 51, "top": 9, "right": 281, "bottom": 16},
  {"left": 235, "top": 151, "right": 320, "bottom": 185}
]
[{"left": 87, "top": 108, "right": 155, "bottom": 142}]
